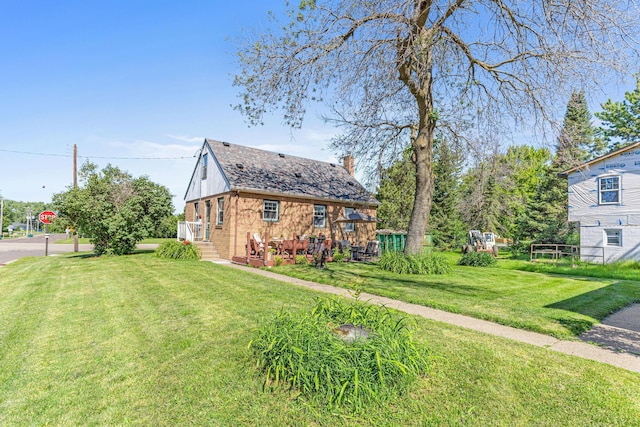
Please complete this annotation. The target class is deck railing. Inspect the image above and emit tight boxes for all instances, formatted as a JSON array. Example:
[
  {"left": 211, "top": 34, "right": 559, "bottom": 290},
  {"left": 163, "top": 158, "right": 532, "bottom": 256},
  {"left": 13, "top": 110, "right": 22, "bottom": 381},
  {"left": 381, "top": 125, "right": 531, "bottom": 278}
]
[{"left": 177, "top": 221, "right": 203, "bottom": 242}]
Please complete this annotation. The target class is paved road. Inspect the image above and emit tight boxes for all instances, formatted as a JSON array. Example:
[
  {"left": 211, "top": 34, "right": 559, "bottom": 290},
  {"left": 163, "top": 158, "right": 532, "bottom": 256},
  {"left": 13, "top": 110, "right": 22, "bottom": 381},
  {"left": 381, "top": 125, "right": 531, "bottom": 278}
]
[
  {"left": 0, "top": 234, "right": 95, "bottom": 265},
  {"left": 0, "top": 234, "right": 160, "bottom": 265}
]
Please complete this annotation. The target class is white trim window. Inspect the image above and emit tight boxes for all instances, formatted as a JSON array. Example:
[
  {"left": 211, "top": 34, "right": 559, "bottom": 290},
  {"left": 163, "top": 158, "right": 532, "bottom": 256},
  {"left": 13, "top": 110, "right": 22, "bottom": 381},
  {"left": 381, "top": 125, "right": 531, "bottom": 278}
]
[
  {"left": 604, "top": 229, "right": 622, "bottom": 247},
  {"left": 263, "top": 200, "right": 280, "bottom": 222},
  {"left": 216, "top": 197, "right": 224, "bottom": 225},
  {"left": 313, "top": 204, "right": 326, "bottom": 228},
  {"left": 344, "top": 207, "right": 355, "bottom": 233},
  {"left": 599, "top": 176, "right": 620, "bottom": 204}
]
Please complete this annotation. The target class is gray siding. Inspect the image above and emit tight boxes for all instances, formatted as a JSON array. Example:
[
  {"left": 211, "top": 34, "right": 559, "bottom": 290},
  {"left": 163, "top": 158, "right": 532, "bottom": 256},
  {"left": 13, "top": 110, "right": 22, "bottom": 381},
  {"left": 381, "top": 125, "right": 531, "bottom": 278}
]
[{"left": 568, "top": 146, "right": 640, "bottom": 262}]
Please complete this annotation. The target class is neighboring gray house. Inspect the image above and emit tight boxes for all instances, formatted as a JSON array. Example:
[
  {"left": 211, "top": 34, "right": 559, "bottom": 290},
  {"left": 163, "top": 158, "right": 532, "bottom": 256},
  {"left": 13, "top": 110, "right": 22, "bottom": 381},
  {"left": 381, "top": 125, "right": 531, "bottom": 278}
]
[{"left": 561, "top": 141, "right": 640, "bottom": 263}]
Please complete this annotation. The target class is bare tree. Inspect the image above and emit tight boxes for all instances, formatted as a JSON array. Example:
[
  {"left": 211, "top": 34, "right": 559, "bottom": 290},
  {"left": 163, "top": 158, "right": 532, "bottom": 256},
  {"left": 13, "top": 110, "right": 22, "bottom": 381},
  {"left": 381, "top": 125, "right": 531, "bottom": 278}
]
[{"left": 234, "top": 0, "right": 639, "bottom": 254}]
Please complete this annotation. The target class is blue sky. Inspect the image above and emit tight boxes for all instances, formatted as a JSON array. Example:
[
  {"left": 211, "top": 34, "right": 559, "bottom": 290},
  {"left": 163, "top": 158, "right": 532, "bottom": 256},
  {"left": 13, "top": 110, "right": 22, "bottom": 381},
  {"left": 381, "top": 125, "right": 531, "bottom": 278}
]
[
  {"left": 0, "top": 1, "right": 338, "bottom": 211},
  {"left": 0, "top": 1, "right": 635, "bottom": 213}
]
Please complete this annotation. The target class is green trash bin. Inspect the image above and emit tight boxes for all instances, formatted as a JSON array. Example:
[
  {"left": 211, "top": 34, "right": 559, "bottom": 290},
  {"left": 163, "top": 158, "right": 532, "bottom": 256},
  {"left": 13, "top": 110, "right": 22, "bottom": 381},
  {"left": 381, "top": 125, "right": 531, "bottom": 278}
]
[{"left": 376, "top": 230, "right": 407, "bottom": 253}]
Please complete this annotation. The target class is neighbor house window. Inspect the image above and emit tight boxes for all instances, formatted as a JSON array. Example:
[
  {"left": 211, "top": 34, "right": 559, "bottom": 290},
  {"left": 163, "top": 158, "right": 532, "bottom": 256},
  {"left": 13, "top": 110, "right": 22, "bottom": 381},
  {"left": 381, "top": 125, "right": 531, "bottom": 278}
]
[
  {"left": 599, "top": 176, "right": 620, "bottom": 204},
  {"left": 263, "top": 200, "right": 280, "bottom": 222},
  {"left": 314, "top": 204, "right": 326, "bottom": 228},
  {"left": 605, "top": 229, "right": 622, "bottom": 247},
  {"left": 216, "top": 197, "right": 224, "bottom": 225},
  {"left": 344, "top": 207, "right": 355, "bottom": 232},
  {"left": 201, "top": 153, "right": 208, "bottom": 180}
]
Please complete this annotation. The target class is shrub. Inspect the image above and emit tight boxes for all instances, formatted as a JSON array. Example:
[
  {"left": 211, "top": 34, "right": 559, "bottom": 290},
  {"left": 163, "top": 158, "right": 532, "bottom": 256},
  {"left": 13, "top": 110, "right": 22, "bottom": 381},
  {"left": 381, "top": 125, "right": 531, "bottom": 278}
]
[
  {"left": 155, "top": 240, "right": 201, "bottom": 260},
  {"left": 332, "top": 248, "right": 346, "bottom": 262},
  {"left": 250, "top": 297, "right": 430, "bottom": 409},
  {"left": 295, "top": 255, "right": 309, "bottom": 265},
  {"left": 458, "top": 251, "right": 497, "bottom": 267},
  {"left": 274, "top": 255, "right": 284, "bottom": 266},
  {"left": 378, "top": 251, "right": 451, "bottom": 275}
]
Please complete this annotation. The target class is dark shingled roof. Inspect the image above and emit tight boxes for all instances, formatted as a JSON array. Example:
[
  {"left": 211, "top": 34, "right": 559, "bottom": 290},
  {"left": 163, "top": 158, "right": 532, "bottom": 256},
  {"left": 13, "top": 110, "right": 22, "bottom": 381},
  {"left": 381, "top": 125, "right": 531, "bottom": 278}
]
[{"left": 207, "top": 139, "right": 378, "bottom": 205}]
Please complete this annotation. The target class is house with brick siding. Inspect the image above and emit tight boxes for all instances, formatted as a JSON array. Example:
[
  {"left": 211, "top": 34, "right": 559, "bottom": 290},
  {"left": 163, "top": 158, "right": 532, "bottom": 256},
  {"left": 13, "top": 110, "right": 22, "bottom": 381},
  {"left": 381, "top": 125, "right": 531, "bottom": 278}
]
[
  {"left": 560, "top": 141, "right": 640, "bottom": 263},
  {"left": 181, "top": 139, "right": 379, "bottom": 262}
]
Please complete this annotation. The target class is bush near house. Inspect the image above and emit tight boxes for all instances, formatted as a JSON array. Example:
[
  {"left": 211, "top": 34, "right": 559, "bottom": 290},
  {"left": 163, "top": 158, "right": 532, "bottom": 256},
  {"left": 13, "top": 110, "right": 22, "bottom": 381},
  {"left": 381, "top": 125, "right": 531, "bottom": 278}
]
[{"left": 155, "top": 240, "right": 201, "bottom": 260}]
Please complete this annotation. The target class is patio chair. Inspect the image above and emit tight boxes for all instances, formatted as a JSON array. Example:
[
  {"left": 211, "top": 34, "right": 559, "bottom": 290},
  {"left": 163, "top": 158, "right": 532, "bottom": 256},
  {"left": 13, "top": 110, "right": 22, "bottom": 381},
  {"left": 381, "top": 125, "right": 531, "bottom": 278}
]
[
  {"left": 361, "top": 240, "right": 380, "bottom": 262},
  {"left": 249, "top": 238, "right": 264, "bottom": 258},
  {"left": 253, "top": 233, "right": 265, "bottom": 250}
]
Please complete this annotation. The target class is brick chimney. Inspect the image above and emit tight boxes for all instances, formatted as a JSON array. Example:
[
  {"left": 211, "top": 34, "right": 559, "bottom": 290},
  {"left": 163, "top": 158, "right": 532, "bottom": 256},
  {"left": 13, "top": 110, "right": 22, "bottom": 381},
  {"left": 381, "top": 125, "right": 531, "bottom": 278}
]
[{"left": 343, "top": 155, "right": 355, "bottom": 176}]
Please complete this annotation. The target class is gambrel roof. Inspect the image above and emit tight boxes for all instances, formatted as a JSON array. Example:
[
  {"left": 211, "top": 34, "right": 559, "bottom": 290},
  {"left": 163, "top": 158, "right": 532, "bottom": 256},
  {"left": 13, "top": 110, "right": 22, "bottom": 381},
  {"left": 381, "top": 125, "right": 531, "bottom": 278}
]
[{"left": 185, "top": 139, "right": 379, "bottom": 206}]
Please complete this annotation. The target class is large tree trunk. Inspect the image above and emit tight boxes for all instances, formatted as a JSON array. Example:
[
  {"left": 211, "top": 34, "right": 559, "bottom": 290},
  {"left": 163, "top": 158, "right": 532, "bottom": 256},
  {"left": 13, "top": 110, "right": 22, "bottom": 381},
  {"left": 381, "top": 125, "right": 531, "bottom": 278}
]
[{"left": 405, "top": 126, "right": 435, "bottom": 254}]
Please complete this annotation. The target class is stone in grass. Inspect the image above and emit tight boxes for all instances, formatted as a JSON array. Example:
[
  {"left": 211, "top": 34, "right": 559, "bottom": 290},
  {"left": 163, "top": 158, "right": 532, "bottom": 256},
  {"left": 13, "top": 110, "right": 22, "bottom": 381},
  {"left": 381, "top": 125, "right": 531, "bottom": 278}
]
[{"left": 332, "top": 323, "right": 370, "bottom": 343}]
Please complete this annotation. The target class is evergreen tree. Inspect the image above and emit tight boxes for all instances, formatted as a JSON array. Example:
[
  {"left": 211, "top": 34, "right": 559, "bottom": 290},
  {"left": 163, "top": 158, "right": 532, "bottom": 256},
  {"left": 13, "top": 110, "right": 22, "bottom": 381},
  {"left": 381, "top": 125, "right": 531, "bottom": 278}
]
[
  {"left": 595, "top": 76, "right": 640, "bottom": 152},
  {"left": 429, "top": 138, "right": 466, "bottom": 248},
  {"left": 376, "top": 146, "right": 415, "bottom": 232},
  {"left": 525, "top": 91, "right": 593, "bottom": 243},
  {"left": 557, "top": 89, "right": 600, "bottom": 165}
]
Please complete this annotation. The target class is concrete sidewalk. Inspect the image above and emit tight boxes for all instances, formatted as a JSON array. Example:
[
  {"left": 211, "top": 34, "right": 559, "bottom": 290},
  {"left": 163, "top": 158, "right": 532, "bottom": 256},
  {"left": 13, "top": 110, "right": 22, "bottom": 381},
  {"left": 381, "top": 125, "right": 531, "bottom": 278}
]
[{"left": 225, "top": 263, "right": 640, "bottom": 374}]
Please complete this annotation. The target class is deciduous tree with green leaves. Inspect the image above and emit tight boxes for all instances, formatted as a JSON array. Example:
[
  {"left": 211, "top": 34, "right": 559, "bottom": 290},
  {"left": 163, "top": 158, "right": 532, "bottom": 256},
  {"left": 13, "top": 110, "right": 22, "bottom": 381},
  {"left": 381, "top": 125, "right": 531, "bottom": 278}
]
[
  {"left": 234, "top": 0, "right": 638, "bottom": 254},
  {"left": 53, "top": 163, "right": 174, "bottom": 255}
]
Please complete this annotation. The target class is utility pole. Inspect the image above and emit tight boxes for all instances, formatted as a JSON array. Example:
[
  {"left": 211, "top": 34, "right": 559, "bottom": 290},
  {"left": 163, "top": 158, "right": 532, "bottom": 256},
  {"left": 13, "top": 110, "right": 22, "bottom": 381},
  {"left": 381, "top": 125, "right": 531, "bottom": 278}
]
[{"left": 73, "top": 144, "right": 79, "bottom": 252}]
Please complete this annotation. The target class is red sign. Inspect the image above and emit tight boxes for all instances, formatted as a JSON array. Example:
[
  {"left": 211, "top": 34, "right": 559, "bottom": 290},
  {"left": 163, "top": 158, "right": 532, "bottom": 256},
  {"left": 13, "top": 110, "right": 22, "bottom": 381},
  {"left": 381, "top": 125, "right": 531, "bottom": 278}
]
[{"left": 39, "top": 211, "right": 57, "bottom": 224}]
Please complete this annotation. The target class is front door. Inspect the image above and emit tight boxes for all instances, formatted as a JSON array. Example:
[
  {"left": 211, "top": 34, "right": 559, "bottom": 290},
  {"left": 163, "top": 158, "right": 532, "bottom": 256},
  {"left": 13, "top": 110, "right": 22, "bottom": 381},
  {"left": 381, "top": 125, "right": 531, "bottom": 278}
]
[{"left": 205, "top": 200, "right": 211, "bottom": 240}]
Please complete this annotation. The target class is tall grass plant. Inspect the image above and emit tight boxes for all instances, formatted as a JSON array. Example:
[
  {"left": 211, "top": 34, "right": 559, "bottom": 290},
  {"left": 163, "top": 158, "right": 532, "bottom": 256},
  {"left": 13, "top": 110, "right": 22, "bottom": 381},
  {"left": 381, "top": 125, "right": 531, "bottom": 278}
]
[
  {"left": 250, "top": 297, "right": 429, "bottom": 409},
  {"left": 378, "top": 250, "right": 451, "bottom": 274}
]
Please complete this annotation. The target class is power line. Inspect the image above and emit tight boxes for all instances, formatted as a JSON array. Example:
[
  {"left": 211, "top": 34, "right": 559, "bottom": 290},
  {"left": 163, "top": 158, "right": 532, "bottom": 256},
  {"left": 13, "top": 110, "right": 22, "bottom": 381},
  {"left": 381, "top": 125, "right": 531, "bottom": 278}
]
[{"left": 0, "top": 148, "right": 196, "bottom": 160}]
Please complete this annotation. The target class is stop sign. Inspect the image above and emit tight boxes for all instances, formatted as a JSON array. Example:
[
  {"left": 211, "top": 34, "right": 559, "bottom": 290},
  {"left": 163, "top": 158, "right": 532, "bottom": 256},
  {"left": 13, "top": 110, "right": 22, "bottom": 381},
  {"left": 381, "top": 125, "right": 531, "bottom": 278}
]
[{"left": 39, "top": 211, "right": 57, "bottom": 224}]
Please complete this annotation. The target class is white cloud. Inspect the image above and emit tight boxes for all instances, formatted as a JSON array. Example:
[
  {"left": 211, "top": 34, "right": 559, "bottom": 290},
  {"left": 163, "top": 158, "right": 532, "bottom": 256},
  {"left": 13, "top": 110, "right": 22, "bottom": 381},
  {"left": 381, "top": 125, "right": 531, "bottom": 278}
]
[
  {"left": 109, "top": 139, "right": 201, "bottom": 158},
  {"left": 166, "top": 134, "right": 206, "bottom": 144}
]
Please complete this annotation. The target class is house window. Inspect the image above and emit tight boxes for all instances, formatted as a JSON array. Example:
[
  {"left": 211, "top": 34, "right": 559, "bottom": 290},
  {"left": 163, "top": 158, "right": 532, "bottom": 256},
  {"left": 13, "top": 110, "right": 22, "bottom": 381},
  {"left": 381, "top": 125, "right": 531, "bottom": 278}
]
[
  {"left": 263, "top": 200, "right": 280, "bottom": 222},
  {"left": 201, "top": 153, "right": 208, "bottom": 180},
  {"left": 605, "top": 229, "right": 622, "bottom": 247},
  {"left": 314, "top": 204, "right": 326, "bottom": 228},
  {"left": 344, "top": 207, "right": 355, "bottom": 232},
  {"left": 599, "top": 176, "right": 620, "bottom": 204},
  {"left": 216, "top": 197, "right": 224, "bottom": 225}
]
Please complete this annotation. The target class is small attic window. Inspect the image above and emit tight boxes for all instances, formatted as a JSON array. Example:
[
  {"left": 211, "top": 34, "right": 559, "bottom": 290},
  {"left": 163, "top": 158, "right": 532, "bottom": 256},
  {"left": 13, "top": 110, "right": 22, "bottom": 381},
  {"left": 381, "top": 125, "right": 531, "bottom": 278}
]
[
  {"left": 294, "top": 172, "right": 302, "bottom": 178},
  {"left": 279, "top": 153, "right": 285, "bottom": 158},
  {"left": 347, "top": 181, "right": 354, "bottom": 186},
  {"left": 330, "top": 163, "right": 336, "bottom": 167},
  {"left": 222, "top": 142, "right": 230, "bottom": 147},
  {"left": 236, "top": 163, "right": 244, "bottom": 169}
]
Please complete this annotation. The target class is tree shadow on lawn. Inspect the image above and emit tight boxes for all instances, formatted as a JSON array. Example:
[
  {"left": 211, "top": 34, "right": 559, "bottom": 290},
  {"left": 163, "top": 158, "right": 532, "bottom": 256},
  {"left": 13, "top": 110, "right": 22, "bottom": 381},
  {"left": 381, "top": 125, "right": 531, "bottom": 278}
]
[
  {"left": 65, "top": 249, "right": 155, "bottom": 259},
  {"left": 339, "top": 269, "right": 500, "bottom": 298},
  {"left": 545, "top": 280, "right": 640, "bottom": 334}
]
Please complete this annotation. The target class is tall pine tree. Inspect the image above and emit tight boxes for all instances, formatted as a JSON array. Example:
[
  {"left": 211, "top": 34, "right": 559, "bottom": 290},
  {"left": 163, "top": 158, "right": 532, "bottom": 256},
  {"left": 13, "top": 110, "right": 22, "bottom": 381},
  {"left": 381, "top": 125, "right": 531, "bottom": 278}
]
[
  {"left": 595, "top": 75, "right": 640, "bottom": 152},
  {"left": 526, "top": 89, "right": 594, "bottom": 243}
]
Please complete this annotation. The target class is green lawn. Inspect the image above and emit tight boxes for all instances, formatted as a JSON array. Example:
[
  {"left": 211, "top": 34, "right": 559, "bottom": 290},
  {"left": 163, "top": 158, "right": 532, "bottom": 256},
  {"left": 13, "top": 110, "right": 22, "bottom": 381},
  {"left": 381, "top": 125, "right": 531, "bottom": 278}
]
[
  {"left": 0, "top": 253, "right": 638, "bottom": 425},
  {"left": 270, "top": 255, "right": 640, "bottom": 339}
]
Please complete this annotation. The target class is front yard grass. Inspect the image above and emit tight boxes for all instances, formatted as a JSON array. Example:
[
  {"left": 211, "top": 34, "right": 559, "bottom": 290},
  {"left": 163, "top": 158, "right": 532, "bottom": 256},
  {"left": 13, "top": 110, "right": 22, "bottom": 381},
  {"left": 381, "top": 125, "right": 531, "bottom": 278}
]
[
  {"left": 270, "top": 256, "right": 640, "bottom": 338},
  {"left": 0, "top": 253, "right": 638, "bottom": 425}
]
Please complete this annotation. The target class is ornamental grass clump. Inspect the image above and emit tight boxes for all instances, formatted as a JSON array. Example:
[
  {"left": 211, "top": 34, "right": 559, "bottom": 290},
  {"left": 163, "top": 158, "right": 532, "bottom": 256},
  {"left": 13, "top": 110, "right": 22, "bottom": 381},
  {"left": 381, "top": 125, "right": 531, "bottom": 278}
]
[
  {"left": 249, "top": 297, "right": 430, "bottom": 409},
  {"left": 458, "top": 251, "right": 497, "bottom": 267},
  {"left": 378, "top": 251, "right": 451, "bottom": 275},
  {"left": 155, "top": 240, "right": 201, "bottom": 260}
]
